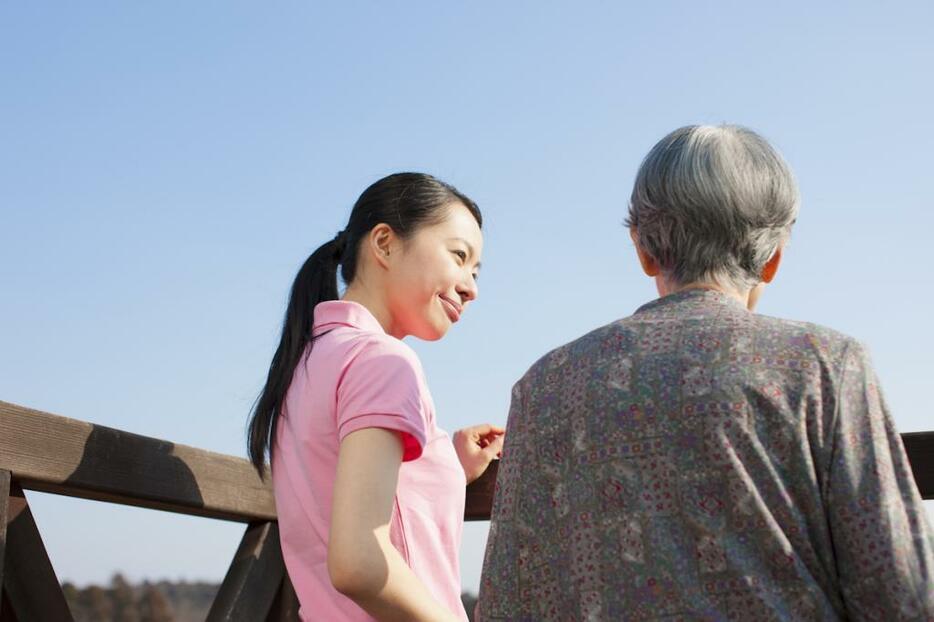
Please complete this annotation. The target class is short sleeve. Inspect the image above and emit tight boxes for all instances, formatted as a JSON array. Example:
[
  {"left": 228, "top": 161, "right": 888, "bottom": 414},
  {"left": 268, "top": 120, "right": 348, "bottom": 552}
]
[{"left": 336, "top": 338, "right": 428, "bottom": 461}]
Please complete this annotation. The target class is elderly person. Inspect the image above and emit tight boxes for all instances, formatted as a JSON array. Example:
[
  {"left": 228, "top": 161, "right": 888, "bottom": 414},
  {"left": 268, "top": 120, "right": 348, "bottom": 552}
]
[{"left": 477, "top": 125, "right": 933, "bottom": 620}]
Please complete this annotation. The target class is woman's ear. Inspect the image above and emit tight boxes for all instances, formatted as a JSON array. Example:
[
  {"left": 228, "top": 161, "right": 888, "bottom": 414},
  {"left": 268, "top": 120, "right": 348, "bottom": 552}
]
[
  {"left": 760, "top": 246, "right": 783, "bottom": 283},
  {"left": 367, "top": 224, "right": 396, "bottom": 270},
  {"left": 630, "top": 228, "right": 660, "bottom": 277}
]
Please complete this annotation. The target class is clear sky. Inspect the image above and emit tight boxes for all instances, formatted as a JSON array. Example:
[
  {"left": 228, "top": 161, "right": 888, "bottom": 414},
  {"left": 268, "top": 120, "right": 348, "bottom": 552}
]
[{"left": 2, "top": 1, "right": 932, "bottom": 594}]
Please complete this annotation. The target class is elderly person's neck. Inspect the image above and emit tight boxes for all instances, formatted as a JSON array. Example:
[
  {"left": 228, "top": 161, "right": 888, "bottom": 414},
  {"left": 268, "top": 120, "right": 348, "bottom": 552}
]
[
  {"left": 632, "top": 231, "right": 782, "bottom": 313},
  {"left": 655, "top": 275, "right": 766, "bottom": 312}
]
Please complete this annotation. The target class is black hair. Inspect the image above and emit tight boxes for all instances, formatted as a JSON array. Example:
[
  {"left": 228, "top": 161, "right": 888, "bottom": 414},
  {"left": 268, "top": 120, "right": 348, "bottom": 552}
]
[{"left": 247, "top": 172, "right": 481, "bottom": 477}]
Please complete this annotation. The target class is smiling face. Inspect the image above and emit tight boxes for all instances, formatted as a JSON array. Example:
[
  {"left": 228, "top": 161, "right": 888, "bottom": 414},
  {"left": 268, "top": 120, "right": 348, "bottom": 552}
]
[{"left": 383, "top": 201, "right": 483, "bottom": 340}]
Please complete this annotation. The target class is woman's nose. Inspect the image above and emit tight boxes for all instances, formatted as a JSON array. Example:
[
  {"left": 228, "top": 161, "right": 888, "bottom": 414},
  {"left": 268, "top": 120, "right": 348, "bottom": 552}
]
[{"left": 457, "top": 278, "right": 478, "bottom": 304}]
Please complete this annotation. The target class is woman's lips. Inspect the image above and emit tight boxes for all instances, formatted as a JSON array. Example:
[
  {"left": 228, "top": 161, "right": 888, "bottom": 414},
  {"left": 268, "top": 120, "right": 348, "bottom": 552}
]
[{"left": 439, "top": 295, "right": 462, "bottom": 323}]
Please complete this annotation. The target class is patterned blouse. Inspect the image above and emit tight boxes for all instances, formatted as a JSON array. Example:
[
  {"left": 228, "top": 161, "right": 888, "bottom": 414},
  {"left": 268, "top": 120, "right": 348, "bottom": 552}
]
[{"left": 477, "top": 289, "right": 933, "bottom": 621}]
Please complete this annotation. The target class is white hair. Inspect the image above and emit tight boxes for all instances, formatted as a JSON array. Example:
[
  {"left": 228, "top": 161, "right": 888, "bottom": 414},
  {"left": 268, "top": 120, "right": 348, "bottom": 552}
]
[{"left": 626, "top": 125, "right": 799, "bottom": 289}]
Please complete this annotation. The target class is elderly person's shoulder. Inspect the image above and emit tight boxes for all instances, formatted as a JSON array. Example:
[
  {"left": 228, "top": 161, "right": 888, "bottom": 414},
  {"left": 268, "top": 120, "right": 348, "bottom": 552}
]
[
  {"left": 514, "top": 306, "right": 871, "bottom": 395},
  {"left": 751, "top": 309, "right": 872, "bottom": 370},
  {"left": 509, "top": 316, "right": 645, "bottom": 403}
]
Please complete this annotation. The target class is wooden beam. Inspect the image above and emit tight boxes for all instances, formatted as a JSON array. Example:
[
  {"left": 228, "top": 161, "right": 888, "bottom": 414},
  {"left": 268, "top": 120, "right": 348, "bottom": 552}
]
[
  {"left": 465, "top": 460, "right": 498, "bottom": 521},
  {"left": 903, "top": 431, "right": 934, "bottom": 500},
  {"left": 0, "top": 590, "right": 20, "bottom": 622},
  {"left": 2, "top": 483, "right": 73, "bottom": 621},
  {"left": 266, "top": 576, "right": 300, "bottom": 621},
  {"left": 206, "top": 521, "right": 285, "bottom": 622},
  {"left": 0, "top": 470, "right": 9, "bottom": 619},
  {"left": 462, "top": 431, "right": 933, "bottom": 520},
  {"left": 0, "top": 400, "right": 275, "bottom": 522},
  {"left": 1, "top": 399, "right": 929, "bottom": 524}
]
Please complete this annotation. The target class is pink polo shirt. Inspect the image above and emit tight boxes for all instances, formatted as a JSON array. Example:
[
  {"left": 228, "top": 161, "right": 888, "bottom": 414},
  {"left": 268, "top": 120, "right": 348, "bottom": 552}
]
[{"left": 272, "top": 300, "right": 468, "bottom": 622}]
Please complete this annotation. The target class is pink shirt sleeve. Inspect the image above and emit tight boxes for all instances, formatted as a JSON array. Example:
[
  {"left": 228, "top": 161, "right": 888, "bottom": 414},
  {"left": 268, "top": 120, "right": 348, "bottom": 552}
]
[{"left": 335, "top": 337, "right": 428, "bottom": 461}]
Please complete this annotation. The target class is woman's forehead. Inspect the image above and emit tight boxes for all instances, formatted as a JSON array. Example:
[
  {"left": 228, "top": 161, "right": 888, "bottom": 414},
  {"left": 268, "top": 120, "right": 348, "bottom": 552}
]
[
  {"left": 446, "top": 202, "right": 482, "bottom": 235},
  {"left": 422, "top": 203, "right": 482, "bottom": 243}
]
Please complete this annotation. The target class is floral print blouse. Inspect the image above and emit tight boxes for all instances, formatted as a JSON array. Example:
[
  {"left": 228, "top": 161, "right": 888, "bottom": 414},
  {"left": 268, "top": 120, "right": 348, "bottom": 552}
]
[{"left": 478, "top": 289, "right": 933, "bottom": 621}]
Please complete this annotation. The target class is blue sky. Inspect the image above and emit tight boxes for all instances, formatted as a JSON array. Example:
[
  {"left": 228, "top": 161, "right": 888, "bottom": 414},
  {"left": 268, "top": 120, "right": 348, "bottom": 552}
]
[{"left": 2, "top": 2, "right": 932, "bottom": 593}]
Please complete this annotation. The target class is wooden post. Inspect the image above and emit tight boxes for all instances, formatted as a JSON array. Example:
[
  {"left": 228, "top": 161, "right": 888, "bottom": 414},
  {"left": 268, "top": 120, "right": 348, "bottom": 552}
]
[
  {"left": 902, "top": 431, "right": 934, "bottom": 500},
  {"left": 466, "top": 460, "right": 499, "bottom": 521},
  {"left": 206, "top": 521, "right": 286, "bottom": 621},
  {"left": 2, "top": 483, "right": 73, "bottom": 621},
  {"left": 266, "top": 575, "right": 300, "bottom": 621},
  {"left": 0, "top": 470, "right": 10, "bottom": 619},
  {"left": 0, "top": 591, "right": 18, "bottom": 622}
]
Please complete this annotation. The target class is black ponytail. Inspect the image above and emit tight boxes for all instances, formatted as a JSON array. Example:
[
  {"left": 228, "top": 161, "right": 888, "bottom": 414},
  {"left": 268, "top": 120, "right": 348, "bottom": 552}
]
[
  {"left": 247, "top": 172, "right": 481, "bottom": 477},
  {"left": 246, "top": 234, "right": 344, "bottom": 476}
]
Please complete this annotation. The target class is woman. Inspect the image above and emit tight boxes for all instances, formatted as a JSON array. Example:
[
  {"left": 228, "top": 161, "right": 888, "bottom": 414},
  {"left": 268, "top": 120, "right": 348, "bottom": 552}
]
[
  {"left": 477, "top": 126, "right": 933, "bottom": 620},
  {"left": 248, "top": 172, "right": 503, "bottom": 621}
]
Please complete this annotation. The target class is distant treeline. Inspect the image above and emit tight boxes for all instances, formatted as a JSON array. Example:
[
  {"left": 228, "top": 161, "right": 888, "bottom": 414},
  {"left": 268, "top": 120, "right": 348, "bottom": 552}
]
[
  {"left": 62, "top": 574, "right": 479, "bottom": 621},
  {"left": 62, "top": 574, "right": 218, "bottom": 622}
]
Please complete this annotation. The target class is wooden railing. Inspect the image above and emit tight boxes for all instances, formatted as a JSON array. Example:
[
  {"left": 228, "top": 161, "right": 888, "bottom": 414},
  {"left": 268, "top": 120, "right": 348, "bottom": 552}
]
[
  {"left": 0, "top": 399, "right": 931, "bottom": 621},
  {"left": 0, "top": 400, "right": 497, "bottom": 621}
]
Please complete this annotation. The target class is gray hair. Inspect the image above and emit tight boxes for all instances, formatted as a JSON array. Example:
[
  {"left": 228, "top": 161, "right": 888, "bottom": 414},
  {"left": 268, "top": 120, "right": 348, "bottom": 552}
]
[{"left": 626, "top": 125, "right": 799, "bottom": 289}]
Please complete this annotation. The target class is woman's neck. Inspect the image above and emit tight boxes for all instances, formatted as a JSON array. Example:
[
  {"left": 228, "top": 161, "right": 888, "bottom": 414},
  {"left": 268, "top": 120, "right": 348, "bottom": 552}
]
[{"left": 341, "top": 285, "right": 403, "bottom": 338}]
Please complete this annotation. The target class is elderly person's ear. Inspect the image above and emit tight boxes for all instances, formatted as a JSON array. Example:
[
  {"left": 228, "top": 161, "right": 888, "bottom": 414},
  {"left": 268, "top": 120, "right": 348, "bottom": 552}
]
[
  {"left": 630, "top": 228, "right": 660, "bottom": 277},
  {"left": 760, "top": 247, "right": 784, "bottom": 283}
]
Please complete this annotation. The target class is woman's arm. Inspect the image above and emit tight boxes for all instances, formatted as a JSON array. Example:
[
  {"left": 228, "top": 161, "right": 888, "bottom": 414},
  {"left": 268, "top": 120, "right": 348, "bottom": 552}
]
[{"left": 328, "top": 427, "right": 462, "bottom": 622}]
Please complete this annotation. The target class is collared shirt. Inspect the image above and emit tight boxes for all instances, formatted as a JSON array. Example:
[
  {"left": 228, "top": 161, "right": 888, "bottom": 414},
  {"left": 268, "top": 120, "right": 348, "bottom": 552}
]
[
  {"left": 478, "top": 289, "right": 934, "bottom": 621},
  {"left": 273, "top": 300, "right": 468, "bottom": 622}
]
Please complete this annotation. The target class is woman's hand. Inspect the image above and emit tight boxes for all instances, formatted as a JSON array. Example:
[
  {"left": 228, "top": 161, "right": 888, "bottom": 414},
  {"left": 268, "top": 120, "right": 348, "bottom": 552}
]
[{"left": 452, "top": 424, "right": 505, "bottom": 484}]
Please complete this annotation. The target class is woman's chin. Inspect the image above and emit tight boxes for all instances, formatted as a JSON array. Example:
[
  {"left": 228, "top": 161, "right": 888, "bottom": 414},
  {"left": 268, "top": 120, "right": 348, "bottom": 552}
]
[{"left": 414, "top": 319, "right": 450, "bottom": 342}]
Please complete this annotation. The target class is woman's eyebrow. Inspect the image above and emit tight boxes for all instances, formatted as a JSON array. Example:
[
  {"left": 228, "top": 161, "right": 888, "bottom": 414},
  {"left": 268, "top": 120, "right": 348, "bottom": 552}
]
[{"left": 448, "top": 237, "right": 482, "bottom": 269}]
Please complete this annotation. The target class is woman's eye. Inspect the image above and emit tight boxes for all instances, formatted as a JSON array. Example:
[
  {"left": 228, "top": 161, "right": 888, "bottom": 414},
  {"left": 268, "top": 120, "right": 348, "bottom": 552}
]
[{"left": 453, "top": 250, "right": 467, "bottom": 263}]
